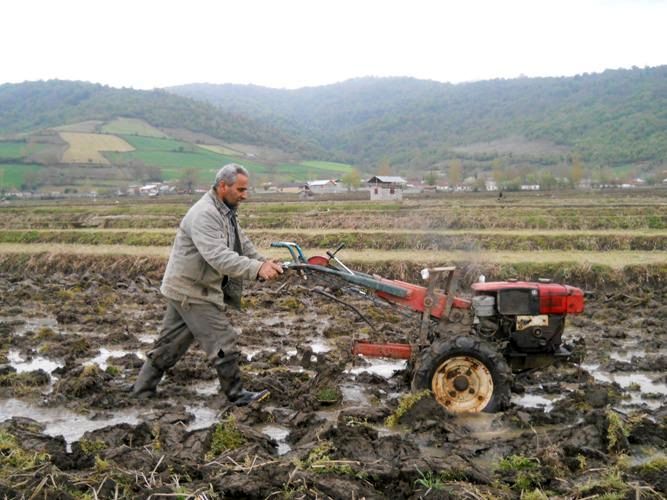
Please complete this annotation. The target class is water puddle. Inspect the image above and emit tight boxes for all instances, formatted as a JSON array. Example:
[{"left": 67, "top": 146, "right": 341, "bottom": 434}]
[
  {"left": 87, "top": 348, "right": 144, "bottom": 369},
  {"left": 512, "top": 393, "right": 562, "bottom": 412},
  {"left": 7, "top": 349, "right": 64, "bottom": 373},
  {"left": 137, "top": 333, "right": 157, "bottom": 344},
  {"left": 241, "top": 347, "right": 260, "bottom": 361},
  {"left": 348, "top": 356, "right": 407, "bottom": 378},
  {"left": 260, "top": 424, "right": 291, "bottom": 455},
  {"left": 309, "top": 338, "right": 331, "bottom": 353},
  {"left": 0, "top": 316, "right": 60, "bottom": 336},
  {"left": 185, "top": 405, "right": 220, "bottom": 431},
  {"left": 340, "top": 383, "right": 370, "bottom": 406},
  {"left": 582, "top": 363, "right": 667, "bottom": 409},
  {"left": 0, "top": 398, "right": 145, "bottom": 449},
  {"left": 609, "top": 350, "right": 648, "bottom": 362},
  {"left": 192, "top": 380, "right": 219, "bottom": 396}
]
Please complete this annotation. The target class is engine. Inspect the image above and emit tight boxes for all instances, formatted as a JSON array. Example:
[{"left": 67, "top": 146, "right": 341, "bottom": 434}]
[{"left": 470, "top": 281, "right": 584, "bottom": 363}]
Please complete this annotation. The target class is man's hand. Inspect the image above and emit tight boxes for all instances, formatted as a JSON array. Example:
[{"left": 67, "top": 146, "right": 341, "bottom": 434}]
[{"left": 258, "top": 260, "right": 284, "bottom": 281}]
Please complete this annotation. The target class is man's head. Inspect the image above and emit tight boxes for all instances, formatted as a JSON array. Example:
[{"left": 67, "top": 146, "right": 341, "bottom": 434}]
[{"left": 213, "top": 163, "right": 250, "bottom": 208}]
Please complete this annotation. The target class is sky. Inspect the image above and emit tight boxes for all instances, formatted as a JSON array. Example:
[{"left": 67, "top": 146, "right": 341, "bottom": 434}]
[{"left": 2, "top": 0, "right": 666, "bottom": 90}]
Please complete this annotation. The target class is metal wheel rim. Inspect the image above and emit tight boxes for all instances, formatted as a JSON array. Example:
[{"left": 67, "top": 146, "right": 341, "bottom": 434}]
[{"left": 431, "top": 355, "right": 494, "bottom": 413}]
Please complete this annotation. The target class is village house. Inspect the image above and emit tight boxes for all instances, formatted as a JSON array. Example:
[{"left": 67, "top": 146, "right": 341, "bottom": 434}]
[
  {"left": 307, "top": 179, "right": 341, "bottom": 194},
  {"left": 367, "top": 175, "right": 407, "bottom": 201}
]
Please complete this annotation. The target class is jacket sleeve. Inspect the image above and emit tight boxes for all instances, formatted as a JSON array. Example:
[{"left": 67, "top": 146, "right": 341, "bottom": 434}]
[
  {"left": 189, "top": 208, "right": 263, "bottom": 280},
  {"left": 239, "top": 226, "right": 265, "bottom": 261}
]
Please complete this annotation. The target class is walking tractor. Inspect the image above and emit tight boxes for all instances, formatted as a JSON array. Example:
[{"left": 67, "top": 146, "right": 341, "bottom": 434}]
[{"left": 273, "top": 242, "right": 585, "bottom": 414}]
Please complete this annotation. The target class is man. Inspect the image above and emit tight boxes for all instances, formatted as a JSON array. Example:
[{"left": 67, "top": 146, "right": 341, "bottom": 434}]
[{"left": 131, "top": 163, "right": 283, "bottom": 405}]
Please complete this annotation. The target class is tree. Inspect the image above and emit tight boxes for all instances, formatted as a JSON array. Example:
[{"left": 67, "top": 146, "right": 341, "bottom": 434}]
[
  {"left": 341, "top": 168, "right": 361, "bottom": 191},
  {"left": 571, "top": 154, "right": 584, "bottom": 187},
  {"left": 178, "top": 168, "right": 199, "bottom": 193},
  {"left": 21, "top": 172, "right": 40, "bottom": 191},
  {"left": 448, "top": 159, "right": 463, "bottom": 186},
  {"left": 146, "top": 166, "right": 163, "bottom": 182},
  {"left": 377, "top": 158, "right": 392, "bottom": 176},
  {"left": 491, "top": 158, "right": 504, "bottom": 184},
  {"left": 424, "top": 170, "right": 438, "bottom": 186}
]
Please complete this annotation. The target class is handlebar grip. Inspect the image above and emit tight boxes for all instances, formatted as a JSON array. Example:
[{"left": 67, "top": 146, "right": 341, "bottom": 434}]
[{"left": 327, "top": 242, "right": 346, "bottom": 258}]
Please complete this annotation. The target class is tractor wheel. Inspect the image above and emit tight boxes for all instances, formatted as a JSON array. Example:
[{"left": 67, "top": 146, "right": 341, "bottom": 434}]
[{"left": 412, "top": 335, "right": 512, "bottom": 413}]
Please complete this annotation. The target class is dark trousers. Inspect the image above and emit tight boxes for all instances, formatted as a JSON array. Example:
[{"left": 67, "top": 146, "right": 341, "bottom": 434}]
[{"left": 147, "top": 298, "right": 239, "bottom": 373}]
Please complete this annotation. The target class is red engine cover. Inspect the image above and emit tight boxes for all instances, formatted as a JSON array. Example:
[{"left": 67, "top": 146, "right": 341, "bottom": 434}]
[{"left": 471, "top": 281, "right": 584, "bottom": 315}]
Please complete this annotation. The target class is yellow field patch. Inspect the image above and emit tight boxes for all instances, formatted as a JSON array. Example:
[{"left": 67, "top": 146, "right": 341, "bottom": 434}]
[
  {"left": 54, "top": 120, "right": 104, "bottom": 133},
  {"left": 59, "top": 132, "right": 135, "bottom": 164},
  {"left": 0, "top": 243, "right": 664, "bottom": 269},
  {"left": 101, "top": 118, "right": 167, "bottom": 138},
  {"left": 199, "top": 144, "right": 243, "bottom": 156}
]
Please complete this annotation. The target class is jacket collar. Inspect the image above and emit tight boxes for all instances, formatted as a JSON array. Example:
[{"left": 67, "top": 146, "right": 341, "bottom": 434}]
[{"left": 208, "top": 188, "right": 236, "bottom": 218}]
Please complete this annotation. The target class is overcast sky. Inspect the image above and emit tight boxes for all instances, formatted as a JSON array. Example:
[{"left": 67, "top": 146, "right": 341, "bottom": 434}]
[{"left": 3, "top": 0, "right": 665, "bottom": 90}]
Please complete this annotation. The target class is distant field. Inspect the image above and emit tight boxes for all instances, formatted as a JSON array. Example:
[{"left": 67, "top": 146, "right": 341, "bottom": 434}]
[
  {"left": 107, "top": 135, "right": 253, "bottom": 178},
  {"left": 59, "top": 132, "right": 134, "bottom": 164},
  {"left": 0, "top": 141, "right": 27, "bottom": 159},
  {"left": 273, "top": 160, "right": 355, "bottom": 180},
  {"left": 0, "top": 163, "right": 43, "bottom": 189},
  {"left": 299, "top": 161, "right": 355, "bottom": 173},
  {"left": 53, "top": 121, "right": 103, "bottom": 133},
  {"left": 198, "top": 144, "right": 244, "bottom": 156},
  {"left": 107, "top": 136, "right": 349, "bottom": 181},
  {"left": 101, "top": 118, "right": 167, "bottom": 138},
  {"left": 0, "top": 243, "right": 663, "bottom": 270},
  {"left": 1, "top": 191, "right": 665, "bottom": 284}
]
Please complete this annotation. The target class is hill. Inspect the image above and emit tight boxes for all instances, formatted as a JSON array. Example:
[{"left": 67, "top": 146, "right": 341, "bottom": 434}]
[
  {"left": 169, "top": 66, "right": 667, "bottom": 176},
  {"left": 0, "top": 81, "right": 348, "bottom": 191},
  {"left": 0, "top": 80, "right": 320, "bottom": 156},
  {"left": 1, "top": 68, "right": 666, "bottom": 192}
]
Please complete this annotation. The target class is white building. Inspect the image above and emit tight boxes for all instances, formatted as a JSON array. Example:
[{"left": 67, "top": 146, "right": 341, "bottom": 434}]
[
  {"left": 139, "top": 184, "right": 159, "bottom": 196},
  {"left": 367, "top": 176, "right": 407, "bottom": 201},
  {"left": 307, "top": 179, "right": 340, "bottom": 194}
]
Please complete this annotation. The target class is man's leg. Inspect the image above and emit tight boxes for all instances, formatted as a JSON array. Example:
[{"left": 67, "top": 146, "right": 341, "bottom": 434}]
[
  {"left": 132, "top": 300, "right": 194, "bottom": 397},
  {"left": 173, "top": 301, "right": 269, "bottom": 406}
]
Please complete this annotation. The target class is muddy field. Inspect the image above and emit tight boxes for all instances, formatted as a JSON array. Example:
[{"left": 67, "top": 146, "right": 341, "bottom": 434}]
[{"left": 0, "top": 255, "right": 665, "bottom": 499}]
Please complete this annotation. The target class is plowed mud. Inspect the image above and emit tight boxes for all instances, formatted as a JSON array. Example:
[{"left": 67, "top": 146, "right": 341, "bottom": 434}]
[{"left": 0, "top": 262, "right": 665, "bottom": 499}]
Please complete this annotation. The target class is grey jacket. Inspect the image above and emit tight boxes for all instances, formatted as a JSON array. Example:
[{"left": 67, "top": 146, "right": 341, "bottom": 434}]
[{"left": 160, "top": 189, "right": 264, "bottom": 307}]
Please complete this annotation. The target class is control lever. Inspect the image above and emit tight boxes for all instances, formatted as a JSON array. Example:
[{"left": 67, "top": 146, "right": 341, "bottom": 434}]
[{"left": 326, "top": 243, "right": 354, "bottom": 275}]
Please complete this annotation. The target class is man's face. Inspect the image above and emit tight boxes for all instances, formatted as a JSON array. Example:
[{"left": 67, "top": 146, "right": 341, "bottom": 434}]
[{"left": 217, "top": 174, "right": 249, "bottom": 208}]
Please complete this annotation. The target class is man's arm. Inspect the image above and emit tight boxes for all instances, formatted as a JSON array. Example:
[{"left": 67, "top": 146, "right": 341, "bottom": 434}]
[
  {"left": 190, "top": 209, "right": 263, "bottom": 280},
  {"left": 239, "top": 227, "right": 264, "bottom": 261}
]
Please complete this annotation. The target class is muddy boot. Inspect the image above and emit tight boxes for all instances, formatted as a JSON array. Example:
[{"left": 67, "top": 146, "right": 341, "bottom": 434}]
[
  {"left": 216, "top": 355, "right": 269, "bottom": 406},
  {"left": 131, "top": 360, "right": 164, "bottom": 398}
]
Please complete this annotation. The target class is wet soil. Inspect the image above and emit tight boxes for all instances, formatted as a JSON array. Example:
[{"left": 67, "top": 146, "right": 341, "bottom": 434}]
[{"left": 0, "top": 264, "right": 665, "bottom": 499}]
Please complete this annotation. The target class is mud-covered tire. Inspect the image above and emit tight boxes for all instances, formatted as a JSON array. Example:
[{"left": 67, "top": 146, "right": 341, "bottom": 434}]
[{"left": 412, "top": 335, "right": 512, "bottom": 413}]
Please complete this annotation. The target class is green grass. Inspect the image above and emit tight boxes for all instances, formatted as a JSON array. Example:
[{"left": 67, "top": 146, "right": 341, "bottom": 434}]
[
  {"left": 104, "top": 135, "right": 356, "bottom": 181},
  {"left": 300, "top": 160, "right": 354, "bottom": 171},
  {"left": 273, "top": 160, "right": 354, "bottom": 180},
  {"left": 106, "top": 135, "right": 269, "bottom": 179},
  {"left": 0, "top": 141, "right": 26, "bottom": 159},
  {"left": 100, "top": 118, "right": 167, "bottom": 137},
  {"left": 0, "top": 164, "right": 43, "bottom": 189}
]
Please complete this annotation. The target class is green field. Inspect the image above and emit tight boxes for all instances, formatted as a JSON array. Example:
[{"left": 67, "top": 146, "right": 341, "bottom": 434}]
[
  {"left": 105, "top": 135, "right": 234, "bottom": 179},
  {"left": 3, "top": 131, "right": 356, "bottom": 188},
  {"left": 0, "top": 141, "right": 27, "bottom": 159},
  {"left": 272, "top": 160, "right": 355, "bottom": 180},
  {"left": 103, "top": 136, "right": 352, "bottom": 182},
  {"left": 0, "top": 163, "right": 43, "bottom": 189},
  {"left": 101, "top": 118, "right": 167, "bottom": 137}
]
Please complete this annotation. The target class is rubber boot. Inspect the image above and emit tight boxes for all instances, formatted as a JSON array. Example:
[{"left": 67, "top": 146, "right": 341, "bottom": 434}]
[
  {"left": 131, "top": 360, "right": 164, "bottom": 398},
  {"left": 215, "top": 355, "right": 269, "bottom": 406}
]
